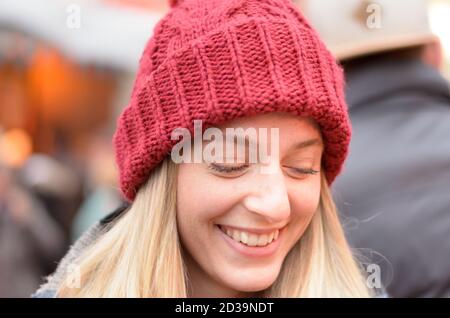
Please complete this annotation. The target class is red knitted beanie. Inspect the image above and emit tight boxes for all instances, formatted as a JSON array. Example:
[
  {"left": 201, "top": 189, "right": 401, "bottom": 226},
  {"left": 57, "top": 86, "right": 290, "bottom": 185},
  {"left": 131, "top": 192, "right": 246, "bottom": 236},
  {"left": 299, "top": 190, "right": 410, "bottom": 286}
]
[{"left": 113, "top": 0, "right": 352, "bottom": 202}]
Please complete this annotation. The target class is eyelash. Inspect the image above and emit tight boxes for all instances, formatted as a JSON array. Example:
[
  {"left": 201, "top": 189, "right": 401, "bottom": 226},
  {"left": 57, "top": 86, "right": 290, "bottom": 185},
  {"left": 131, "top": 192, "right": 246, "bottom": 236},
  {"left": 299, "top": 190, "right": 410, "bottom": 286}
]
[
  {"left": 208, "top": 164, "right": 319, "bottom": 176},
  {"left": 287, "top": 167, "right": 320, "bottom": 176},
  {"left": 208, "top": 163, "right": 249, "bottom": 174}
]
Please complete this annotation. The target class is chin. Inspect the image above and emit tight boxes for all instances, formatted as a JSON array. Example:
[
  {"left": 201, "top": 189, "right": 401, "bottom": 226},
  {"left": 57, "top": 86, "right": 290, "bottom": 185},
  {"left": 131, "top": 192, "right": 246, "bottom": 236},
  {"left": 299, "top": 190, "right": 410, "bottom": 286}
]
[{"left": 224, "top": 268, "right": 280, "bottom": 293}]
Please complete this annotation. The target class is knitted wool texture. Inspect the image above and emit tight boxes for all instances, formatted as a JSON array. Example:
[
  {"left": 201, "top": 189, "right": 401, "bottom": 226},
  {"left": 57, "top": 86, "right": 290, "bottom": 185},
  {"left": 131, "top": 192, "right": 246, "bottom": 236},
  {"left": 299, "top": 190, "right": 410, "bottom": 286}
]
[{"left": 113, "top": 0, "right": 352, "bottom": 202}]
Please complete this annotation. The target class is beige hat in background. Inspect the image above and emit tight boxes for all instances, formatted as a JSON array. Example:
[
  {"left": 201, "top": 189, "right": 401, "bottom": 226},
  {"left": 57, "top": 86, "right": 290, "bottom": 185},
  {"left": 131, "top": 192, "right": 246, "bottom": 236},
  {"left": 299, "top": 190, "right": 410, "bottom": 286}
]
[{"left": 295, "top": 0, "right": 439, "bottom": 60}]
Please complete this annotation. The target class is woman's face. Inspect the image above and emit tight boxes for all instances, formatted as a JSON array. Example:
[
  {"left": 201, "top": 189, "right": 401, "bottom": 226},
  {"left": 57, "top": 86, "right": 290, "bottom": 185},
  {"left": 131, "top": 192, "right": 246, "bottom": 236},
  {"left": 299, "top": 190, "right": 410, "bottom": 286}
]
[{"left": 176, "top": 113, "right": 323, "bottom": 297}]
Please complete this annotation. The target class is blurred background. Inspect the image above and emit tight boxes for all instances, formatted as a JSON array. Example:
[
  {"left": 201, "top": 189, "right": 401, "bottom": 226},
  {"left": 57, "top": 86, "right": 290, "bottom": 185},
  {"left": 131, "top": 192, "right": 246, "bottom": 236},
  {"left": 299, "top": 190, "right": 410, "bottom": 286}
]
[{"left": 0, "top": 0, "right": 449, "bottom": 297}]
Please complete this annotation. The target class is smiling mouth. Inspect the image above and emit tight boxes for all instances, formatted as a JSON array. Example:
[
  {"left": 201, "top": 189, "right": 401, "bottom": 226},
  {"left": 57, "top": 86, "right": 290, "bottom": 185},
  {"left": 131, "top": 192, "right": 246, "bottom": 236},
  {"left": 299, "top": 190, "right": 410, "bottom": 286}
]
[{"left": 217, "top": 225, "right": 280, "bottom": 247}]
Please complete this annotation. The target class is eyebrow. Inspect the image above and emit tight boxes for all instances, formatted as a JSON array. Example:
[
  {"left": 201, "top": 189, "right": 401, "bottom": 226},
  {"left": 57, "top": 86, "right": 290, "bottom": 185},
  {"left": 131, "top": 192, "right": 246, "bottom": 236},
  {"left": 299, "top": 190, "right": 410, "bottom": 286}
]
[{"left": 291, "top": 138, "right": 323, "bottom": 150}]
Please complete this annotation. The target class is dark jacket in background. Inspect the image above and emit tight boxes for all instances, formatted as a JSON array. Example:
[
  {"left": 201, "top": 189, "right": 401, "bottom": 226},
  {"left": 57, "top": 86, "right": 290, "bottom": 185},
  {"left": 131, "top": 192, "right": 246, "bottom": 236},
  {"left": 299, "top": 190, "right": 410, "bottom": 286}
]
[{"left": 332, "top": 57, "right": 450, "bottom": 297}]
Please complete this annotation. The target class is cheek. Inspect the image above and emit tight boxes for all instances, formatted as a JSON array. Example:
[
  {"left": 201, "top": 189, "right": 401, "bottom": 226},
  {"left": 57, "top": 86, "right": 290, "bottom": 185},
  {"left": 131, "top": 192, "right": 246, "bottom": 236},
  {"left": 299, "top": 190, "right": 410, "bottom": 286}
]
[
  {"left": 287, "top": 178, "right": 321, "bottom": 237},
  {"left": 176, "top": 164, "right": 237, "bottom": 221},
  {"left": 292, "top": 174, "right": 321, "bottom": 210},
  {"left": 177, "top": 165, "right": 211, "bottom": 240},
  {"left": 299, "top": 181, "right": 321, "bottom": 213},
  {"left": 176, "top": 166, "right": 214, "bottom": 272},
  {"left": 176, "top": 164, "right": 240, "bottom": 252}
]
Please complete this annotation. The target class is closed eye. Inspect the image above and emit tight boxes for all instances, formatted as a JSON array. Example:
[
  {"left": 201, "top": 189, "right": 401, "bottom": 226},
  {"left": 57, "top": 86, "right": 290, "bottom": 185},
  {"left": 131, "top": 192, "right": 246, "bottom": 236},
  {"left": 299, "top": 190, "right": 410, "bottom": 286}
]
[
  {"left": 207, "top": 163, "right": 250, "bottom": 176},
  {"left": 284, "top": 166, "right": 320, "bottom": 178}
]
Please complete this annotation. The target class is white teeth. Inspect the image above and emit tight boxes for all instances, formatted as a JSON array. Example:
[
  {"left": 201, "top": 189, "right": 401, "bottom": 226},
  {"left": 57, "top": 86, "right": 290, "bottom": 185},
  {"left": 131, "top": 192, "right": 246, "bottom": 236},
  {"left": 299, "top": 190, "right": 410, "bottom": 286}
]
[
  {"left": 232, "top": 231, "right": 240, "bottom": 242},
  {"left": 247, "top": 234, "right": 258, "bottom": 247},
  {"left": 220, "top": 225, "right": 281, "bottom": 247},
  {"left": 268, "top": 232, "right": 274, "bottom": 243},
  {"left": 240, "top": 232, "right": 249, "bottom": 244},
  {"left": 257, "top": 234, "right": 268, "bottom": 247}
]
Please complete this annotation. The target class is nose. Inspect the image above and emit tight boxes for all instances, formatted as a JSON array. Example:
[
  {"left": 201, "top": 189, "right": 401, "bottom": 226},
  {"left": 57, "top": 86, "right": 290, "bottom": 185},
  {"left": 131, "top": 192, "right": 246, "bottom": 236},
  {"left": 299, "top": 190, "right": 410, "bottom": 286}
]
[{"left": 242, "top": 165, "right": 291, "bottom": 223}]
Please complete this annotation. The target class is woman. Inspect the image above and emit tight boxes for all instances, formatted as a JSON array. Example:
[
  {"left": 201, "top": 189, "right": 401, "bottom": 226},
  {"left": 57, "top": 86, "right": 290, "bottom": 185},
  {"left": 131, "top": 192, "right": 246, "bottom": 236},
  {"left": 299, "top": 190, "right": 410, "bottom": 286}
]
[{"left": 34, "top": 0, "right": 373, "bottom": 297}]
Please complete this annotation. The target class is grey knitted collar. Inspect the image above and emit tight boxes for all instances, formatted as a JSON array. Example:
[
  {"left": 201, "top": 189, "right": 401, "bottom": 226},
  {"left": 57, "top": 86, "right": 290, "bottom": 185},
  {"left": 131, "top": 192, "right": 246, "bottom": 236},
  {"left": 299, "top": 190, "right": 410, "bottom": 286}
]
[{"left": 31, "top": 221, "right": 104, "bottom": 298}]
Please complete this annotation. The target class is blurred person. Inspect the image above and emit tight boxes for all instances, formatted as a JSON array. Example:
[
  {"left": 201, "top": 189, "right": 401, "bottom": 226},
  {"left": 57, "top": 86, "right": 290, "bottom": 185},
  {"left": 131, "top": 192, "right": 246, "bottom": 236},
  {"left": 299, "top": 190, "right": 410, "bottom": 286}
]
[
  {"left": 0, "top": 163, "right": 65, "bottom": 297},
  {"left": 20, "top": 154, "right": 84, "bottom": 242},
  {"left": 302, "top": 0, "right": 450, "bottom": 297},
  {"left": 71, "top": 134, "right": 123, "bottom": 242},
  {"left": 33, "top": 0, "right": 377, "bottom": 298}
]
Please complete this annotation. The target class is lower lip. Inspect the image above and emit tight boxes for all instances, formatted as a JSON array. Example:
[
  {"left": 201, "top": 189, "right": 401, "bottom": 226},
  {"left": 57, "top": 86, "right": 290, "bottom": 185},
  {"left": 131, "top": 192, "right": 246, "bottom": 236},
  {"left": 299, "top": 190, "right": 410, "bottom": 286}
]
[{"left": 215, "top": 225, "right": 284, "bottom": 258}]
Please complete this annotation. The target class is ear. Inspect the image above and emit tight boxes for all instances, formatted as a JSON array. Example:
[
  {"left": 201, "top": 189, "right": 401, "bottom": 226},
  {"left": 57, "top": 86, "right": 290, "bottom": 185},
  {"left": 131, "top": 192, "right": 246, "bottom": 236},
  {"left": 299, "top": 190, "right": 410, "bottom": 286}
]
[{"left": 421, "top": 38, "right": 444, "bottom": 70}]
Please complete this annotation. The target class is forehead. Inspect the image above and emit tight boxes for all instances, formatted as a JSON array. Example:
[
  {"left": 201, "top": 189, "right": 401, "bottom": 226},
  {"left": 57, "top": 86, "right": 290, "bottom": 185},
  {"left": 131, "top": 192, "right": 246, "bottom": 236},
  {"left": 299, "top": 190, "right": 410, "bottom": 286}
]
[{"left": 216, "top": 112, "right": 322, "bottom": 141}]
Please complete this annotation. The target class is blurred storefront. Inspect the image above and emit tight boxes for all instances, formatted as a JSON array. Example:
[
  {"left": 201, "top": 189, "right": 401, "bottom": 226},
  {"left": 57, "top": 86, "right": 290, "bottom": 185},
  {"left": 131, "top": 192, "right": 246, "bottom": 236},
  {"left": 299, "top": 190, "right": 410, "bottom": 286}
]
[{"left": 0, "top": 0, "right": 168, "bottom": 166}]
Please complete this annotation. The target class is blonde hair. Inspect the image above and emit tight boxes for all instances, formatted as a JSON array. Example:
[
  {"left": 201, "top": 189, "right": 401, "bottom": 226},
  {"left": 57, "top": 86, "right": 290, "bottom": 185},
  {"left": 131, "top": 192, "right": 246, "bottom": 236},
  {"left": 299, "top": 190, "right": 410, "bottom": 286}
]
[{"left": 57, "top": 157, "right": 372, "bottom": 297}]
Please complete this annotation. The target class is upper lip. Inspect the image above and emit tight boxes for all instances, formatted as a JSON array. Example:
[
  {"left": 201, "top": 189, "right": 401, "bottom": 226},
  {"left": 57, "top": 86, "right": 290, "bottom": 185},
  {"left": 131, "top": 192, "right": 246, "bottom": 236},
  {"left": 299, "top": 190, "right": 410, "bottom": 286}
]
[{"left": 217, "top": 224, "right": 286, "bottom": 235}]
